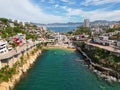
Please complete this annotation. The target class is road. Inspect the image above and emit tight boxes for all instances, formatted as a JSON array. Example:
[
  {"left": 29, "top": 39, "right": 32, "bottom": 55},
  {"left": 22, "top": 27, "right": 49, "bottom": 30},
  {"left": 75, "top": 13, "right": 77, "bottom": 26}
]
[
  {"left": 86, "top": 42, "right": 120, "bottom": 54},
  {"left": 0, "top": 42, "right": 37, "bottom": 60}
]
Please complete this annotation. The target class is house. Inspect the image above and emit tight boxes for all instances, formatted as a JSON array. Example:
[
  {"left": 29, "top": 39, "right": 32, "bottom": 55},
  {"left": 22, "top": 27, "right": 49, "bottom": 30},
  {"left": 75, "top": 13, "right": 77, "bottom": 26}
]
[
  {"left": 117, "top": 41, "right": 120, "bottom": 47},
  {"left": 13, "top": 33, "right": 26, "bottom": 46},
  {"left": 99, "top": 36, "right": 109, "bottom": 41},
  {"left": 74, "top": 34, "right": 89, "bottom": 41},
  {"left": 9, "top": 23, "right": 14, "bottom": 27}
]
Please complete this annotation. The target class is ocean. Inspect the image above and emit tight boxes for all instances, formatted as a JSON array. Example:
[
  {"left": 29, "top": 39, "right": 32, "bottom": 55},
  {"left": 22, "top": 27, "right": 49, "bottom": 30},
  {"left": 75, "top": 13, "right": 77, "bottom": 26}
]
[
  {"left": 47, "top": 24, "right": 79, "bottom": 32},
  {"left": 47, "top": 26, "right": 75, "bottom": 33}
]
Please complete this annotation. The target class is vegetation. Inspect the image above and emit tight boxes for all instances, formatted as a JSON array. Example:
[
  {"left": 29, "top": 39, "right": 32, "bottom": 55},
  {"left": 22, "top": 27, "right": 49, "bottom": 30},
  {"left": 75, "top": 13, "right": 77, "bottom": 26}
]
[
  {"left": 0, "top": 65, "right": 16, "bottom": 82},
  {"left": 77, "top": 42, "right": 120, "bottom": 71},
  {"left": 37, "top": 43, "right": 43, "bottom": 49},
  {"left": 11, "top": 43, "right": 18, "bottom": 48},
  {"left": 0, "top": 18, "right": 38, "bottom": 40},
  {"left": 0, "top": 26, "right": 37, "bottom": 40},
  {"left": 106, "top": 28, "right": 116, "bottom": 33},
  {"left": 0, "top": 47, "right": 39, "bottom": 82},
  {"left": 0, "top": 18, "right": 8, "bottom": 24},
  {"left": 67, "top": 26, "right": 91, "bottom": 36}
]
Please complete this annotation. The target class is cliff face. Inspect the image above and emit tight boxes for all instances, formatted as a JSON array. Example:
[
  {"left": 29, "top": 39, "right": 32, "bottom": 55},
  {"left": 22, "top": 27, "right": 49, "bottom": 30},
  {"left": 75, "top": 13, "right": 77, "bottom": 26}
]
[{"left": 0, "top": 49, "right": 41, "bottom": 90}]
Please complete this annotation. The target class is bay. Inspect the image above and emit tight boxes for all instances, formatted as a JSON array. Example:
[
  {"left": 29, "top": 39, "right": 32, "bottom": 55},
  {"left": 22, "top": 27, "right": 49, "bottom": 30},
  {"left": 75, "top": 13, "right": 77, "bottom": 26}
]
[
  {"left": 47, "top": 24, "right": 79, "bottom": 32},
  {"left": 14, "top": 49, "right": 120, "bottom": 90}
]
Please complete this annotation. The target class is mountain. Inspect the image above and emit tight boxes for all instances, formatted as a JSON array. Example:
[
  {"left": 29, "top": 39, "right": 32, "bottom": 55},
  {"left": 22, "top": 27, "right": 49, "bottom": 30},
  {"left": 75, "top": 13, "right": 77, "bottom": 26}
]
[
  {"left": 91, "top": 20, "right": 118, "bottom": 24},
  {"left": 32, "top": 20, "right": 120, "bottom": 26}
]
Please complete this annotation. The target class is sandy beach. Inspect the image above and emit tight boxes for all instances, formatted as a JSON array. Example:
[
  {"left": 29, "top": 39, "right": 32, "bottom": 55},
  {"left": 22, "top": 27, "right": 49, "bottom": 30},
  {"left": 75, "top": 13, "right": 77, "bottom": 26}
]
[{"left": 44, "top": 45, "right": 76, "bottom": 51}]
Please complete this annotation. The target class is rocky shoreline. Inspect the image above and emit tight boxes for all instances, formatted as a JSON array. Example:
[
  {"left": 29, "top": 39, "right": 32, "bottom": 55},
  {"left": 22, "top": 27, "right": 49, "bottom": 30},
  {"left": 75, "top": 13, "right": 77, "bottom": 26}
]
[
  {"left": 0, "top": 48, "right": 42, "bottom": 90},
  {"left": 77, "top": 47, "right": 120, "bottom": 83}
]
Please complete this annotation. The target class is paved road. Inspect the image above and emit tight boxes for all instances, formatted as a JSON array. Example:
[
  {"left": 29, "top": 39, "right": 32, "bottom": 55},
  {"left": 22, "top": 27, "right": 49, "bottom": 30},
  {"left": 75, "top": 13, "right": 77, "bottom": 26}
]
[
  {"left": 0, "top": 42, "right": 37, "bottom": 60},
  {"left": 86, "top": 42, "right": 120, "bottom": 54}
]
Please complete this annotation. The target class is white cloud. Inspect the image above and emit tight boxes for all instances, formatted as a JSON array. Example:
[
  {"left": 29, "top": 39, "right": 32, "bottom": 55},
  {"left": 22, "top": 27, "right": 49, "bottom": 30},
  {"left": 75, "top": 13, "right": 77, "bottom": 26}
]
[
  {"left": 62, "top": 6, "right": 83, "bottom": 16},
  {"left": 54, "top": 4, "right": 59, "bottom": 8},
  {"left": 0, "top": 0, "right": 119, "bottom": 23},
  {"left": 60, "top": 0, "right": 75, "bottom": 4},
  {"left": 84, "top": 10, "right": 120, "bottom": 21},
  {"left": 67, "top": 9, "right": 83, "bottom": 16},
  {"left": 82, "top": 0, "right": 120, "bottom": 6},
  {"left": 0, "top": 0, "right": 68, "bottom": 23},
  {"left": 62, "top": 6, "right": 67, "bottom": 9},
  {"left": 62, "top": 6, "right": 120, "bottom": 21}
]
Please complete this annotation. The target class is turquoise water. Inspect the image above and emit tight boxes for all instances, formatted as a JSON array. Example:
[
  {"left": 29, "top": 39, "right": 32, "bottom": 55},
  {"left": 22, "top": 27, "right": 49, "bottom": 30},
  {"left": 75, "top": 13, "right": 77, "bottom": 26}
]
[{"left": 14, "top": 49, "right": 120, "bottom": 90}]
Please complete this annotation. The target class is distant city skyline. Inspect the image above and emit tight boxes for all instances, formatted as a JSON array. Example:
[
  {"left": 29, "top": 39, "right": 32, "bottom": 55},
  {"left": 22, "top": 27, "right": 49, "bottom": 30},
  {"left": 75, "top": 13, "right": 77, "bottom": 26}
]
[{"left": 0, "top": 0, "right": 120, "bottom": 23}]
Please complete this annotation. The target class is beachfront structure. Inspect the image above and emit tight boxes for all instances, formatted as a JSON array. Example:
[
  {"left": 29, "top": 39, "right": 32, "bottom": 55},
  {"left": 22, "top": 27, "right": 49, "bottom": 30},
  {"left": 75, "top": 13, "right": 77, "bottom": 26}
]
[
  {"left": 55, "top": 33, "right": 69, "bottom": 43},
  {"left": 48, "top": 32, "right": 70, "bottom": 45},
  {"left": 84, "top": 19, "right": 90, "bottom": 27},
  {"left": 0, "top": 39, "right": 8, "bottom": 54}
]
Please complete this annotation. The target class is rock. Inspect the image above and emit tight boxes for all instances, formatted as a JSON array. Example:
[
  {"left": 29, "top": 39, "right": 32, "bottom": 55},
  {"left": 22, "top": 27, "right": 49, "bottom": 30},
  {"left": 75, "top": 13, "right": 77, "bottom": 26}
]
[{"left": 110, "top": 76, "right": 117, "bottom": 82}]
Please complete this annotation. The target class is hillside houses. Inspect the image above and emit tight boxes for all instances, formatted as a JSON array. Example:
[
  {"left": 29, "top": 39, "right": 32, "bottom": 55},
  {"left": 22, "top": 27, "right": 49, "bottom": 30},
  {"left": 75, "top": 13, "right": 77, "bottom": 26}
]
[
  {"left": 92, "top": 30, "right": 120, "bottom": 49},
  {"left": 13, "top": 33, "right": 26, "bottom": 46}
]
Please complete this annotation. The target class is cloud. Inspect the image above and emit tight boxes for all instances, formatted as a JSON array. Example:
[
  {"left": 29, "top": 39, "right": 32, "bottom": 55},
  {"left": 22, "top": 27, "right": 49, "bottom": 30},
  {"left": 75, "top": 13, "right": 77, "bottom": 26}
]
[
  {"left": 54, "top": 4, "right": 59, "bottom": 8},
  {"left": 0, "top": 0, "right": 119, "bottom": 23},
  {"left": 82, "top": 0, "right": 120, "bottom": 6},
  {"left": 62, "top": 6, "right": 120, "bottom": 21},
  {"left": 60, "top": 0, "right": 75, "bottom": 4},
  {"left": 67, "top": 9, "right": 83, "bottom": 16},
  {"left": 62, "top": 6, "right": 67, "bottom": 9},
  {"left": 84, "top": 10, "right": 120, "bottom": 21},
  {"left": 62, "top": 6, "right": 83, "bottom": 16},
  {"left": 0, "top": 0, "right": 68, "bottom": 23}
]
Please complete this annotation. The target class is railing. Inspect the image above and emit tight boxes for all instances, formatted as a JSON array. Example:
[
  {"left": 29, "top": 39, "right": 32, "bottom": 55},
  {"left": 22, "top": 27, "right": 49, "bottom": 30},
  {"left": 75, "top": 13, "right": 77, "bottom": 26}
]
[{"left": 0, "top": 42, "right": 39, "bottom": 61}]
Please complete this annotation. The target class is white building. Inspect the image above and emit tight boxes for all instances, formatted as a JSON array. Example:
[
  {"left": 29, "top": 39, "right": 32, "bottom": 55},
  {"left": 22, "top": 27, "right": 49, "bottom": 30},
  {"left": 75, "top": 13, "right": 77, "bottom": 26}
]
[
  {"left": 84, "top": 19, "right": 90, "bottom": 27},
  {"left": 0, "top": 40, "right": 8, "bottom": 54},
  {"left": 117, "top": 41, "right": 120, "bottom": 47},
  {"left": 43, "top": 26, "right": 47, "bottom": 31},
  {"left": 9, "top": 23, "right": 15, "bottom": 27},
  {"left": 99, "top": 36, "right": 109, "bottom": 41}
]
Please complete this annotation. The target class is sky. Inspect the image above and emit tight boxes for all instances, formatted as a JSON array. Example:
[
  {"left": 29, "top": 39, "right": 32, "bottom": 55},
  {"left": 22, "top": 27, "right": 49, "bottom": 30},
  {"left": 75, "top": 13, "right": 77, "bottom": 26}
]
[{"left": 0, "top": 0, "right": 120, "bottom": 23}]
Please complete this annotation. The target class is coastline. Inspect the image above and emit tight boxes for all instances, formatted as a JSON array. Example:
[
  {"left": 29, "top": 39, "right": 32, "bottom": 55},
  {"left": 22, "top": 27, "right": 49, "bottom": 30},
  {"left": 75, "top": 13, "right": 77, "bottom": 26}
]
[
  {"left": 1, "top": 44, "right": 118, "bottom": 90},
  {"left": 76, "top": 47, "right": 120, "bottom": 83},
  {"left": 0, "top": 45, "right": 75, "bottom": 90},
  {"left": 0, "top": 47, "right": 42, "bottom": 90}
]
